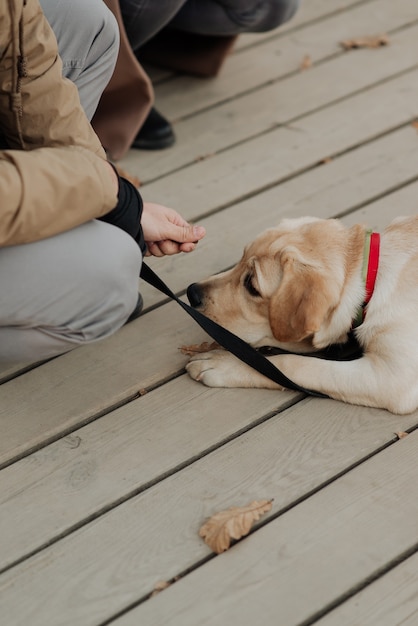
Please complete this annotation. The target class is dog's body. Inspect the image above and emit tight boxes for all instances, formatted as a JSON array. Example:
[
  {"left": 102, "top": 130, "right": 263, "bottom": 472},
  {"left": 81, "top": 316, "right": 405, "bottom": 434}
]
[{"left": 186, "top": 216, "right": 418, "bottom": 414}]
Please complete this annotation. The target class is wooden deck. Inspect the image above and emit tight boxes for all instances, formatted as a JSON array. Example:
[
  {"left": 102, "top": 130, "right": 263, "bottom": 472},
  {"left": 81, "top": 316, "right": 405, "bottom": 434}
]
[{"left": 1, "top": 0, "right": 418, "bottom": 623}]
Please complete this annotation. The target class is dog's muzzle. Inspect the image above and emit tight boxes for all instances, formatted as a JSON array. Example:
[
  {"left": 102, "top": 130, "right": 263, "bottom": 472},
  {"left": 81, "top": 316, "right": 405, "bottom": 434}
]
[{"left": 187, "top": 283, "right": 203, "bottom": 308}]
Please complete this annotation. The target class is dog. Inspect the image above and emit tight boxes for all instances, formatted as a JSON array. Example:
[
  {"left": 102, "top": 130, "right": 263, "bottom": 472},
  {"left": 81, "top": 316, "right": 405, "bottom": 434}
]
[{"left": 185, "top": 216, "right": 418, "bottom": 414}]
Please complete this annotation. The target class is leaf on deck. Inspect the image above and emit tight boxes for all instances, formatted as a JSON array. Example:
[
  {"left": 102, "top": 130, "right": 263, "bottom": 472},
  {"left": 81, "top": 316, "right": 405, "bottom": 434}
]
[
  {"left": 300, "top": 54, "right": 312, "bottom": 70},
  {"left": 199, "top": 499, "right": 273, "bottom": 554},
  {"left": 194, "top": 152, "right": 215, "bottom": 162},
  {"left": 150, "top": 580, "right": 171, "bottom": 597},
  {"left": 114, "top": 165, "right": 141, "bottom": 188},
  {"left": 179, "top": 341, "right": 220, "bottom": 356},
  {"left": 340, "top": 34, "right": 389, "bottom": 50},
  {"left": 395, "top": 431, "right": 409, "bottom": 439}
]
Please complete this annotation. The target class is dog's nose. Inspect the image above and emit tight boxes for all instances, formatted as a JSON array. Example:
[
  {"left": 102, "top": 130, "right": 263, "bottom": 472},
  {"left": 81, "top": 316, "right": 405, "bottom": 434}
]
[{"left": 187, "top": 283, "right": 203, "bottom": 308}]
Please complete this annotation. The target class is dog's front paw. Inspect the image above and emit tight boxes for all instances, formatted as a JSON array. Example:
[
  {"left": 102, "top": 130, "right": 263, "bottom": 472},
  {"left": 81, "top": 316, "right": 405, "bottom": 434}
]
[{"left": 186, "top": 349, "right": 254, "bottom": 388}]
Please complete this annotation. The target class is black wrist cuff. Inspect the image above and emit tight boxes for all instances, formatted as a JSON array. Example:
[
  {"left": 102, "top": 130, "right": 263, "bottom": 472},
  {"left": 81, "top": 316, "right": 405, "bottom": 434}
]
[{"left": 100, "top": 166, "right": 146, "bottom": 255}]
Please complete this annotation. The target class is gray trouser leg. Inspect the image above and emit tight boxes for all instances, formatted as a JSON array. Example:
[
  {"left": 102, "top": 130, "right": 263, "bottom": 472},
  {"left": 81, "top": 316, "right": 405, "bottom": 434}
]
[
  {"left": 0, "top": 221, "right": 142, "bottom": 365},
  {"left": 119, "top": 0, "right": 299, "bottom": 51},
  {"left": 39, "top": 0, "right": 120, "bottom": 120}
]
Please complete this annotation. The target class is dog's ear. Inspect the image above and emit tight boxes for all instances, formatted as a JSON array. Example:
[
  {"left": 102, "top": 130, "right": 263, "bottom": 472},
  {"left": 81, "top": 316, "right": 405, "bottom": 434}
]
[{"left": 269, "top": 248, "right": 334, "bottom": 343}]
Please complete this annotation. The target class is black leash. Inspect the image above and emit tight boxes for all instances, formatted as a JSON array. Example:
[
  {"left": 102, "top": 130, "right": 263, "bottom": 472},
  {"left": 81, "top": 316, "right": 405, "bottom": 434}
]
[{"left": 140, "top": 263, "right": 363, "bottom": 399}]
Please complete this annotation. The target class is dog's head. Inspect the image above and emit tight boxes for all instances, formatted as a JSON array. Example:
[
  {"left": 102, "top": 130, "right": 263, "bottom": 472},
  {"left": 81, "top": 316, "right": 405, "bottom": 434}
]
[{"left": 187, "top": 217, "right": 364, "bottom": 351}]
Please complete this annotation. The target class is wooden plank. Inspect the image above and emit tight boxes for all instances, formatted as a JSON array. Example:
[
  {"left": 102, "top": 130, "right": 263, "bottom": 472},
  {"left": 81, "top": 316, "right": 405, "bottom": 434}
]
[
  {"left": 146, "top": 0, "right": 365, "bottom": 81},
  {"left": 0, "top": 378, "right": 297, "bottom": 570},
  {"left": 153, "top": 0, "right": 411, "bottom": 120},
  {"left": 314, "top": 552, "right": 418, "bottom": 626},
  {"left": 343, "top": 181, "right": 418, "bottom": 230},
  {"left": 121, "top": 1, "right": 418, "bottom": 181},
  {"left": 1, "top": 176, "right": 417, "bottom": 468},
  {"left": 113, "top": 432, "right": 418, "bottom": 626},
  {"left": 0, "top": 363, "right": 38, "bottom": 384},
  {"left": 0, "top": 300, "right": 204, "bottom": 467},
  {"left": 136, "top": 67, "right": 418, "bottom": 212},
  {"left": 235, "top": 0, "right": 370, "bottom": 50},
  {"left": 0, "top": 402, "right": 417, "bottom": 625},
  {"left": 2, "top": 178, "right": 417, "bottom": 566},
  {"left": 140, "top": 128, "right": 418, "bottom": 308}
]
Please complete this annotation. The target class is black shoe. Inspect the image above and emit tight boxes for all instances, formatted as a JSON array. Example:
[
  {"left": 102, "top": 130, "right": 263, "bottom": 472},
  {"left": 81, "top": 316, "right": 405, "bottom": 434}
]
[
  {"left": 125, "top": 293, "right": 144, "bottom": 324},
  {"left": 131, "top": 107, "right": 175, "bottom": 150}
]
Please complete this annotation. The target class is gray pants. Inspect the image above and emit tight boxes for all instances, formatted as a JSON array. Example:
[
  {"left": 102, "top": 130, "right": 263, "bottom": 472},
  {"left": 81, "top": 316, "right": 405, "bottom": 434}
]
[
  {"left": 0, "top": 2, "right": 141, "bottom": 366},
  {"left": 0, "top": 222, "right": 142, "bottom": 365},
  {"left": 119, "top": 0, "right": 300, "bottom": 51},
  {"left": 39, "top": 0, "right": 119, "bottom": 120}
]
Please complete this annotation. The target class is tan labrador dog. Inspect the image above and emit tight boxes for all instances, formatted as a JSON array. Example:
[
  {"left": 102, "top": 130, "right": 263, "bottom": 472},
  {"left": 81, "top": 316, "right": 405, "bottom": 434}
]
[{"left": 186, "top": 216, "right": 418, "bottom": 414}]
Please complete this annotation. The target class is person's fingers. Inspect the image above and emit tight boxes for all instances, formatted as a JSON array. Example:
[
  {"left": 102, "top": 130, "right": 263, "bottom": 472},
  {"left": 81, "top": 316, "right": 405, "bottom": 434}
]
[
  {"left": 146, "top": 242, "right": 165, "bottom": 257},
  {"left": 147, "top": 240, "right": 180, "bottom": 256},
  {"left": 179, "top": 242, "right": 197, "bottom": 253},
  {"left": 144, "top": 227, "right": 204, "bottom": 256},
  {"left": 156, "top": 240, "right": 183, "bottom": 255},
  {"left": 170, "top": 224, "right": 205, "bottom": 243}
]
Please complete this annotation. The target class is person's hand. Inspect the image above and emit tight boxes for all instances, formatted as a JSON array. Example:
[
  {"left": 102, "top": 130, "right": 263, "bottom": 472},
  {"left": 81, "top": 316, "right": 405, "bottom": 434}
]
[{"left": 141, "top": 202, "right": 206, "bottom": 257}]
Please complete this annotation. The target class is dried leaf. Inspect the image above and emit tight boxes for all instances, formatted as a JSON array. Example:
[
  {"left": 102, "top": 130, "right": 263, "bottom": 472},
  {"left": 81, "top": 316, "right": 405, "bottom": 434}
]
[
  {"left": 114, "top": 165, "right": 141, "bottom": 188},
  {"left": 300, "top": 54, "right": 312, "bottom": 70},
  {"left": 150, "top": 580, "right": 171, "bottom": 597},
  {"left": 199, "top": 499, "right": 273, "bottom": 554},
  {"left": 320, "top": 156, "right": 332, "bottom": 164},
  {"left": 179, "top": 341, "right": 220, "bottom": 356},
  {"left": 194, "top": 153, "right": 215, "bottom": 162},
  {"left": 412, "top": 121, "right": 418, "bottom": 131},
  {"left": 340, "top": 34, "right": 389, "bottom": 50},
  {"left": 395, "top": 431, "right": 409, "bottom": 439}
]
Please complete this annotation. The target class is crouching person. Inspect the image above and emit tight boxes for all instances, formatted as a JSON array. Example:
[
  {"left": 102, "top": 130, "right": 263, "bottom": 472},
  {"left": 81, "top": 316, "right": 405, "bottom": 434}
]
[{"left": 0, "top": 0, "right": 204, "bottom": 365}]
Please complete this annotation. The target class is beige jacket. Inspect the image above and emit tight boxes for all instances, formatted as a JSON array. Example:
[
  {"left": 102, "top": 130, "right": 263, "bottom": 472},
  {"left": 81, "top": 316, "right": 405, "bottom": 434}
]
[{"left": 0, "top": 0, "right": 118, "bottom": 246}]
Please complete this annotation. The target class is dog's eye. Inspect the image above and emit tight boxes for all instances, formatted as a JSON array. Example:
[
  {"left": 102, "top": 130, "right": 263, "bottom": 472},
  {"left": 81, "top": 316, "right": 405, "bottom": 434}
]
[{"left": 244, "top": 273, "right": 260, "bottom": 297}]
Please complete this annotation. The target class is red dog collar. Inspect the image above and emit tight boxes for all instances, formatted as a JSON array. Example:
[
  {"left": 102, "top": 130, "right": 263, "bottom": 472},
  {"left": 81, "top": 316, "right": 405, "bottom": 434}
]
[{"left": 353, "top": 230, "right": 380, "bottom": 328}]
